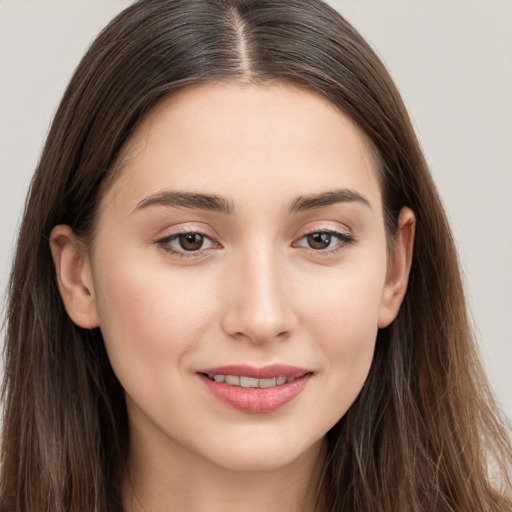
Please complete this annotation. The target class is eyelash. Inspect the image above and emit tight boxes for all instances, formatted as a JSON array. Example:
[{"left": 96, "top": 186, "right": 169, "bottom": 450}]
[
  {"left": 293, "top": 228, "right": 356, "bottom": 255},
  {"left": 156, "top": 228, "right": 356, "bottom": 258},
  {"left": 156, "top": 231, "right": 217, "bottom": 258}
]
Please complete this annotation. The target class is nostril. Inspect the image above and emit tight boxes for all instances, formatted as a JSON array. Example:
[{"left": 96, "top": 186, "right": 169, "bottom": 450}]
[{"left": 219, "top": 292, "right": 297, "bottom": 344}]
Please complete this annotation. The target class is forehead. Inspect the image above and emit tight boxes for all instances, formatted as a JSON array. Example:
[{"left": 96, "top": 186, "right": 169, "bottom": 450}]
[{"left": 101, "top": 81, "right": 381, "bottom": 214}]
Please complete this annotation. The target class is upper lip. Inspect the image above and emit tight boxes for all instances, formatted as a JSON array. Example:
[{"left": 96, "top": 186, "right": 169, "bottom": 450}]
[{"left": 198, "top": 364, "right": 312, "bottom": 379}]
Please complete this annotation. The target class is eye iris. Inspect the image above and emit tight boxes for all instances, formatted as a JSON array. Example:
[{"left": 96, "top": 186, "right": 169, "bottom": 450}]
[
  {"left": 307, "top": 232, "right": 332, "bottom": 249},
  {"left": 178, "top": 233, "right": 204, "bottom": 251}
]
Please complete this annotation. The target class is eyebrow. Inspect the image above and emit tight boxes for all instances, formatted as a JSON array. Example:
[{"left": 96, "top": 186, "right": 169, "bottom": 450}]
[
  {"left": 133, "top": 191, "right": 234, "bottom": 214},
  {"left": 132, "top": 187, "right": 371, "bottom": 216},
  {"left": 289, "top": 188, "right": 372, "bottom": 212}
]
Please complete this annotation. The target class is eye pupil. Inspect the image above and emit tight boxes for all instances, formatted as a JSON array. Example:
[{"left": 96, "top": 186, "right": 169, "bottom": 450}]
[
  {"left": 179, "top": 233, "right": 204, "bottom": 251},
  {"left": 307, "top": 232, "right": 331, "bottom": 249}
]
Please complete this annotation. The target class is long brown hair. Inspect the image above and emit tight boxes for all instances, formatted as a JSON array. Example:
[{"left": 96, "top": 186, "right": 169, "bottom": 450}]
[{"left": 2, "top": 1, "right": 511, "bottom": 510}]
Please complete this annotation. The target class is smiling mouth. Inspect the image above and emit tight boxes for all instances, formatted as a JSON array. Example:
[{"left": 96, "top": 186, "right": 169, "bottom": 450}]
[
  {"left": 197, "top": 368, "right": 313, "bottom": 413},
  {"left": 196, "top": 364, "right": 314, "bottom": 412},
  {"left": 200, "top": 373, "right": 312, "bottom": 389}
]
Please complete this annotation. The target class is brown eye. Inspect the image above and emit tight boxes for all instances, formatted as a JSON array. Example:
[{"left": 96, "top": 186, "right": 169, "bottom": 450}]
[
  {"left": 157, "top": 231, "right": 217, "bottom": 256},
  {"left": 306, "top": 232, "right": 332, "bottom": 250},
  {"left": 294, "top": 229, "right": 355, "bottom": 253},
  {"left": 178, "top": 233, "right": 204, "bottom": 251}
]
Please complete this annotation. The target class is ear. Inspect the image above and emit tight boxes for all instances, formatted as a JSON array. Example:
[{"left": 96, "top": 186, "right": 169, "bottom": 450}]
[
  {"left": 49, "top": 225, "right": 100, "bottom": 329},
  {"left": 378, "top": 207, "right": 416, "bottom": 328}
]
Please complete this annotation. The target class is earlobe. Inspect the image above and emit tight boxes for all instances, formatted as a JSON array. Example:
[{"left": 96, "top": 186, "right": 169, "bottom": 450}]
[
  {"left": 49, "top": 225, "right": 100, "bottom": 329},
  {"left": 378, "top": 207, "right": 416, "bottom": 328}
]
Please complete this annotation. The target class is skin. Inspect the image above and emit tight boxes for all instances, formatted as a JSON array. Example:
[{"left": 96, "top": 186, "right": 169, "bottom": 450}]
[{"left": 50, "top": 82, "right": 415, "bottom": 512}]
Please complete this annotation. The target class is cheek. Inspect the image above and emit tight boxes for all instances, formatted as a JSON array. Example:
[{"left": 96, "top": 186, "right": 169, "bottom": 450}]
[
  {"left": 318, "top": 284, "right": 380, "bottom": 370},
  {"left": 296, "top": 261, "right": 386, "bottom": 414},
  {"left": 92, "top": 253, "right": 219, "bottom": 384},
  {"left": 299, "top": 257, "right": 385, "bottom": 346}
]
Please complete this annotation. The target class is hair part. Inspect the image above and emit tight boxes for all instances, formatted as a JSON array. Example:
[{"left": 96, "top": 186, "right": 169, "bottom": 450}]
[{"left": 2, "top": 1, "right": 511, "bottom": 511}]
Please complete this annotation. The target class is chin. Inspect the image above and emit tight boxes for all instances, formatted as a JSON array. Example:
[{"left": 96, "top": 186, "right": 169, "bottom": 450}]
[{"left": 201, "top": 432, "right": 325, "bottom": 473}]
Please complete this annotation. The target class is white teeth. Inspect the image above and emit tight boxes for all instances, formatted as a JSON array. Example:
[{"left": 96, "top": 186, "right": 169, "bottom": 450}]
[
  {"left": 259, "top": 377, "right": 276, "bottom": 388},
  {"left": 225, "top": 375, "right": 240, "bottom": 385},
  {"left": 207, "top": 373, "right": 301, "bottom": 388},
  {"left": 240, "top": 376, "right": 259, "bottom": 388}
]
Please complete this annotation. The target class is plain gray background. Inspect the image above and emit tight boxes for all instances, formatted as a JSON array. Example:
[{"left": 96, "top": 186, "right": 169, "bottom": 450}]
[{"left": 1, "top": 0, "right": 511, "bottom": 419}]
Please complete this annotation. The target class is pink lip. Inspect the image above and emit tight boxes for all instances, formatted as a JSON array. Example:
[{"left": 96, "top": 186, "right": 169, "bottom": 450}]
[{"left": 197, "top": 364, "right": 313, "bottom": 414}]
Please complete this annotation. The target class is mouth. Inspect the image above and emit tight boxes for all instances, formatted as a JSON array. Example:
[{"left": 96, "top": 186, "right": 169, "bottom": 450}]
[
  {"left": 199, "top": 372, "right": 311, "bottom": 388},
  {"left": 196, "top": 364, "right": 314, "bottom": 413}
]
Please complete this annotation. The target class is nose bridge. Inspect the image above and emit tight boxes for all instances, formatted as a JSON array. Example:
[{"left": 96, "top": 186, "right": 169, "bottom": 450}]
[{"left": 222, "top": 242, "right": 295, "bottom": 343}]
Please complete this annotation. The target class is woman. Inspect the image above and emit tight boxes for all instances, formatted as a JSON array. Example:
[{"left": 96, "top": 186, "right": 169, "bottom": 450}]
[{"left": 1, "top": 0, "right": 511, "bottom": 511}]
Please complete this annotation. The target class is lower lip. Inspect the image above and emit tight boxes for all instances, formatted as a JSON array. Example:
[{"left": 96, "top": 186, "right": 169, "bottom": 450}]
[{"left": 198, "top": 373, "right": 312, "bottom": 413}]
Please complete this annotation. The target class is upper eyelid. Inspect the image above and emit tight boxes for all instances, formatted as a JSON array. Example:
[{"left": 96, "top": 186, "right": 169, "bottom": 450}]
[
  {"left": 155, "top": 224, "right": 218, "bottom": 241},
  {"left": 294, "top": 229, "right": 355, "bottom": 244},
  {"left": 295, "top": 223, "right": 355, "bottom": 239},
  {"left": 157, "top": 230, "right": 217, "bottom": 245},
  {"left": 300, "top": 226, "right": 350, "bottom": 235},
  {"left": 156, "top": 226, "right": 351, "bottom": 239}
]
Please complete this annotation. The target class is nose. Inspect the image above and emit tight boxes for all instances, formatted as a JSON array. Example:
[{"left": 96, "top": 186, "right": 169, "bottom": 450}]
[{"left": 220, "top": 247, "right": 297, "bottom": 344}]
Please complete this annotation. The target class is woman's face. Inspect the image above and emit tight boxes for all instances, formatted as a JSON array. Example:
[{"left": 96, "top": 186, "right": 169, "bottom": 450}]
[{"left": 54, "top": 82, "right": 413, "bottom": 473}]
